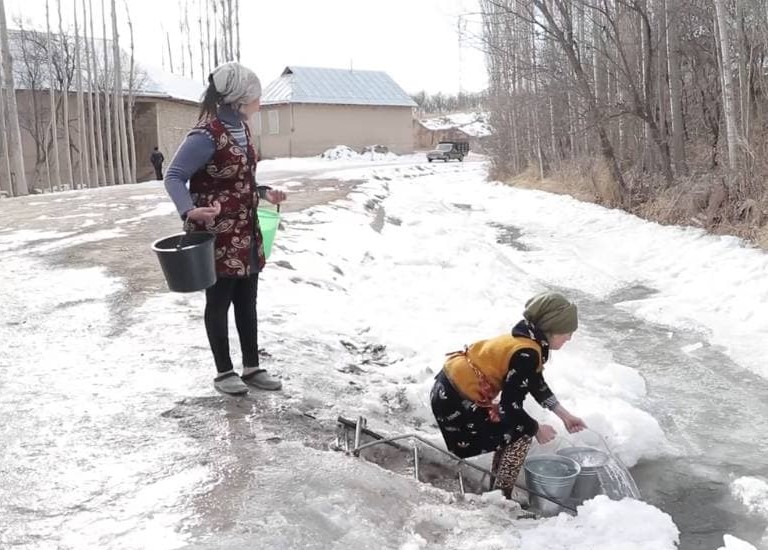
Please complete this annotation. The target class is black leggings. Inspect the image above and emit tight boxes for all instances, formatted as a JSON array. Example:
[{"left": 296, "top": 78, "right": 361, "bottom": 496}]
[{"left": 204, "top": 274, "right": 259, "bottom": 373}]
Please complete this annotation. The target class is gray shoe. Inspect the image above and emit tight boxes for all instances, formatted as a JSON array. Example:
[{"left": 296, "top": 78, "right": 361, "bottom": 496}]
[
  {"left": 214, "top": 371, "right": 249, "bottom": 395},
  {"left": 241, "top": 369, "right": 282, "bottom": 391}
]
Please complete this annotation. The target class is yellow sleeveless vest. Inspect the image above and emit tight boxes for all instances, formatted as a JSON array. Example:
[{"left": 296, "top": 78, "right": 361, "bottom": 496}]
[{"left": 443, "top": 334, "right": 542, "bottom": 403}]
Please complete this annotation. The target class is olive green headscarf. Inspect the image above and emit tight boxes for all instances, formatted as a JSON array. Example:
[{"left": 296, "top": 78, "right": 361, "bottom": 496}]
[{"left": 523, "top": 291, "right": 578, "bottom": 334}]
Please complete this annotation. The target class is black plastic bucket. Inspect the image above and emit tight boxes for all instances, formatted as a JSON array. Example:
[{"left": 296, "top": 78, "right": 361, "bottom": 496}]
[{"left": 151, "top": 232, "right": 217, "bottom": 292}]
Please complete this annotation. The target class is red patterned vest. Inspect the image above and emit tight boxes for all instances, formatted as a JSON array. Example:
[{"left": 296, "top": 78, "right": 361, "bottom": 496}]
[{"left": 185, "top": 118, "right": 265, "bottom": 277}]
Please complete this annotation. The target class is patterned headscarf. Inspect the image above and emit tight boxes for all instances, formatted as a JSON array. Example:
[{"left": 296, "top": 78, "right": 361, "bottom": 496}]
[{"left": 210, "top": 62, "right": 262, "bottom": 106}]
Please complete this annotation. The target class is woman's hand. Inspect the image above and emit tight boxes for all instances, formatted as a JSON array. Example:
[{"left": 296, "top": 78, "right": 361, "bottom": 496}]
[
  {"left": 553, "top": 404, "right": 587, "bottom": 433},
  {"left": 562, "top": 414, "right": 587, "bottom": 433},
  {"left": 186, "top": 201, "right": 221, "bottom": 224},
  {"left": 535, "top": 424, "right": 557, "bottom": 444},
  {"left": 265, "top": 189, "right": 286, "bottom": 205}
]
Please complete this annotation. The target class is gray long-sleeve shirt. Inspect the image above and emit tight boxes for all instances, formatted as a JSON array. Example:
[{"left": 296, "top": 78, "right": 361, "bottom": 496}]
[{"left": 163, "top": 105, "right": 267, "bottom": 218}]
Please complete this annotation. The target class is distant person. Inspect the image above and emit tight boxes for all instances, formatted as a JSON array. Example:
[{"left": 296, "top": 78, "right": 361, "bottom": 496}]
[
  {"left": 150, "top": 147, "right": 164, "bottom": 179},
  {"left": 163, "top": 62, "right": 287, "bottom": 396},
  {"left": 430, "top": 291, "right": 587, "bottom": 498}
]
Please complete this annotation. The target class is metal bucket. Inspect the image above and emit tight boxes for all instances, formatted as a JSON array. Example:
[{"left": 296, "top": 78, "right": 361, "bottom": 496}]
[
  {"left": 524, "top": 454, "right": 581, "bottom": 516},
  {"left": 556, "top": 446, "right": 610, "bottom": 504}
]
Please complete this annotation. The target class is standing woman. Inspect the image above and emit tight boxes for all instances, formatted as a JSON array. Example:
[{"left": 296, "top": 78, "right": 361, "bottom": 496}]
[
  {"left": 164, "top": 62, "right": 286, "bottom": 395},
  {"left": 430, "top": 292, "right": 587, "bottom": 497}
]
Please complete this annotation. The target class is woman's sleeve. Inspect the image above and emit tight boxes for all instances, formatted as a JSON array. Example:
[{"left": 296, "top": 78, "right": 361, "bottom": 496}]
[
  {"left": 497, "top": 349, "right": 542, "bottom": 437},
  {"left": 164, "top": 130, "right": 216, "bottom": 218}
]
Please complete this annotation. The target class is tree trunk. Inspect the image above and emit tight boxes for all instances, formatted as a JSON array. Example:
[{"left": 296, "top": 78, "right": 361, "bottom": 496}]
[
  {"left": 165, "top": 30, "right": 174, "bottom": 73},
  {"left": 82, "top": 0, "right": 98, "bottom": 185},
  {"left": 212, "top": 0, "right": 218, "bottom": 66},
  {"left": 735, "top": 1, "right": 748, "bottom": 140},
  {"left": 125, "top": 0, "right": 136, "bottom": 182},
  {"left": 102, "top": 0, "right": 115, "bottom": 184},
  {"left": 111, "top": 0, "right": 129, "bottom": 184},
  {"left": 185, "top": 1, "right": 193, "bottom": 79},
  {"left": 0, "top": 71, "right": 13, "bottom": 196},
  {"left": 73, "top": 0, "right": 90, "bottom": 188},
  {"left": 0, "top": 0, "right": 28, "bottom": 195},
  {"left": 219, "top": 0, "right": 227, "bottom": 63},
  {"left": 56, "top": 0, "right": 74, "bottom": 189},
  {"left": 714, "top": 0, "right": 740, "bottom": 171},
  {"left": 235, "top": 0, "right": 239, "bottom": 62},
  {"left": 205, "top": 0, "right": 211, "bottom": 73},
  {"left": 665, "top": 0, "right": 688, "bottom": 175},
  {"left": 89, "top": 0, "right": 105, "bottom": 185},
  {"left": 198, "top": 0, "right": 205, "bottom": 79},
  {"left": 45, "top": 0, "right": 61, "bottom": 189}
]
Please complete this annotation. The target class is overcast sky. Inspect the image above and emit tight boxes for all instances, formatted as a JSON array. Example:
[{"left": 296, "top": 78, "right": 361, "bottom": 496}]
[{"left": 5, "top": 0, "right": 487, "bottom": 95}]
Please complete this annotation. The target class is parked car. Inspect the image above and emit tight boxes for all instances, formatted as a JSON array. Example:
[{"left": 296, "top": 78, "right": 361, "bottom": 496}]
[{"left": 427, "top": 141, "right": 469, "bottom": 162}]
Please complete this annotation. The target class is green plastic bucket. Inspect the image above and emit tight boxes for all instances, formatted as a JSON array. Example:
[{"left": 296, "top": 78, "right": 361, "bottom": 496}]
[{"left": 256, "top": 207, "right": 280, "bottom": 259}]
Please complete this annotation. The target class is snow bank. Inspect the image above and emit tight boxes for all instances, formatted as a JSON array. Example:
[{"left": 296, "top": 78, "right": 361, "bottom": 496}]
[
  {"left": 518, "top": 496, "right": 679, "bottom": 550},
  {"left": 718, "top": 534, "right": 759, "bottom": 550},
  {"left": 420, "top": 112, "right": 492, "bottom": 137},
  {"left": 320, "top": 145, "right": 399, "bottom": 161},
  {"left": 732, "top": 477, "right": 768, "bottom": 517}
]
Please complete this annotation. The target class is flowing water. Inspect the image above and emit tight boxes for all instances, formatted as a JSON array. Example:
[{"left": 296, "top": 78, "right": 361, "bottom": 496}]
[{"left": 492, "top": 222, "right": 768, "bottom": 549}]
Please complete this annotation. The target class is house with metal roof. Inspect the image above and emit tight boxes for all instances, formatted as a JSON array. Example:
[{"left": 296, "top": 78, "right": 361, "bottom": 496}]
[{"left": 255, "top": 66, "right": 417, "bottom": 158}]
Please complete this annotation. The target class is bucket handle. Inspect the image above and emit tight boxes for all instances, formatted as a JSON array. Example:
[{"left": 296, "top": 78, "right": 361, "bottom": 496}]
[{"left": 176, "top": 229, "right": 192, "bottom": 250}]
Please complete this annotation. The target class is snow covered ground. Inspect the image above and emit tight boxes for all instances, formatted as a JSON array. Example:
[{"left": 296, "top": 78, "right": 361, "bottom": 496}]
[
  {"left": 419, "top": 112, "right": 492, "bottom": 138},
  {"left": 1, "top": 153, "right": 766, "bottom": 549}
]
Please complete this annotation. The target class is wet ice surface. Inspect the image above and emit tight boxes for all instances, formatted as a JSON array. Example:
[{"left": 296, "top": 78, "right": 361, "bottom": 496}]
[{"left": 0, "top": 153, "right": 764, "bottom": 549}]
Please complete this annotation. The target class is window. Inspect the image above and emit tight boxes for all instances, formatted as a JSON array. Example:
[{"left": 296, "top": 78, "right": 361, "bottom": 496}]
[{"left": 268, "top": 111, "right": 279, "bottom": 135}]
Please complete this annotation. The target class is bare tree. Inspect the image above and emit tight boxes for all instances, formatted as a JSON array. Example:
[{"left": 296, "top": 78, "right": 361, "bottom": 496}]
[
  {"left": 205, "top": 0, "right": 211, "bottom": 72},
  {"left": 0, "top": 1, "right": 29, "bottom": 195},
  {"left": 714, "top": 0, "right": 740, "bottom": 171},
  {"left": 0, "top": 64, "right": 13, "bottom": 195},
  {"left": 56, "top": 0, "right": 74, "bottom": 189},
  {"left": 665, "top": 0, "right": 688, "bottom": 175},
  {"left": 88, "top": 0, "right": 105, "bottom": 185},
  {"left": 101, "top": 0, "right": 114, "bottom": 184},
  {"left": 124, "top": 0, "right": 136, "bottom": 182},
  {"left": 73, "top": 0, "right": 91, "bottom": 188},
  {"left": 45, "top": 0, "right": 61, "bottom": 190},
  {"left": 235, "top": 0, "right": 239, "bottom": 62},
  {"left": 212, "top": 0, "right": 218, "bottom": 66},
  {"left": 82, "top": 0, "right": 99, "bottom": 185},
  {"left": 185, "top": 1, "right": 193, "bottom": 80},
  {"left": 163, "top": 25, "right": 173, "bottom": 73},
  {"left": 110, "top": 0, "right": 128, "bottom": 184},
  {"left": 198, "top": 0, "right": 205, "bottom": 79}
]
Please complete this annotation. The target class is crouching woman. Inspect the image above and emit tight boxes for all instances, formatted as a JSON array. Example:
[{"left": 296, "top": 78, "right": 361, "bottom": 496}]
[{"left": 430, "top": 291, "right": 587, "bottom": 496}]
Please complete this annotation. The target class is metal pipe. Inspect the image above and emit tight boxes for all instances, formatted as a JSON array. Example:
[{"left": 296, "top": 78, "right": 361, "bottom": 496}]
[
  {"left": 413, "top": 446, "right": 420, "bottom": 481},
  {"left": 458, "top": 472, "right": 465, "bottom": 495},
  {"left": 352, "top": 416, "right": 365, "bottom": 456},
  {"left": 351, "top": 433, "right": 576, "bottom": 512}
]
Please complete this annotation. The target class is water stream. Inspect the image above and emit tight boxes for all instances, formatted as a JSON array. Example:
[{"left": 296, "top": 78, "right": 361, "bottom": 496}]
[{"left": 493, "top": 222, "right": 768, "bottom": 549}]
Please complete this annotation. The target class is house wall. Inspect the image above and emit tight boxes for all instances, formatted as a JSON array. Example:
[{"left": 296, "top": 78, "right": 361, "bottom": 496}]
[
  {"left": 257, "top": 103, "right": 414, "bottom": 158},
  {"left": 153, "top": 99, "right": 199, "bottom": 180},
  {"left": 133, "top": 101, "right": 160, "bottom": 181}
]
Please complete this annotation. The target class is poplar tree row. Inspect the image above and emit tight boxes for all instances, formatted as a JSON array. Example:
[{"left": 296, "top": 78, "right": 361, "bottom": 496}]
[{"left": 0, "top": 0, "right": 139, "bottom": 195}]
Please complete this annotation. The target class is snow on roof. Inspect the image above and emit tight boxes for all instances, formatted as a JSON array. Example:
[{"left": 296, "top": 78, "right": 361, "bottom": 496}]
[
  {"left": 7, "top": 29, "right": 203, "bottom": 105},
  {"left": 138, "top": 64, "right": 205, "bottom": 104},
  {"left": 262, "top": 66, "right": 417, "bottom": 108},
  {"left": 419, "top": 112, "right": 492, "bottom": 138}
]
